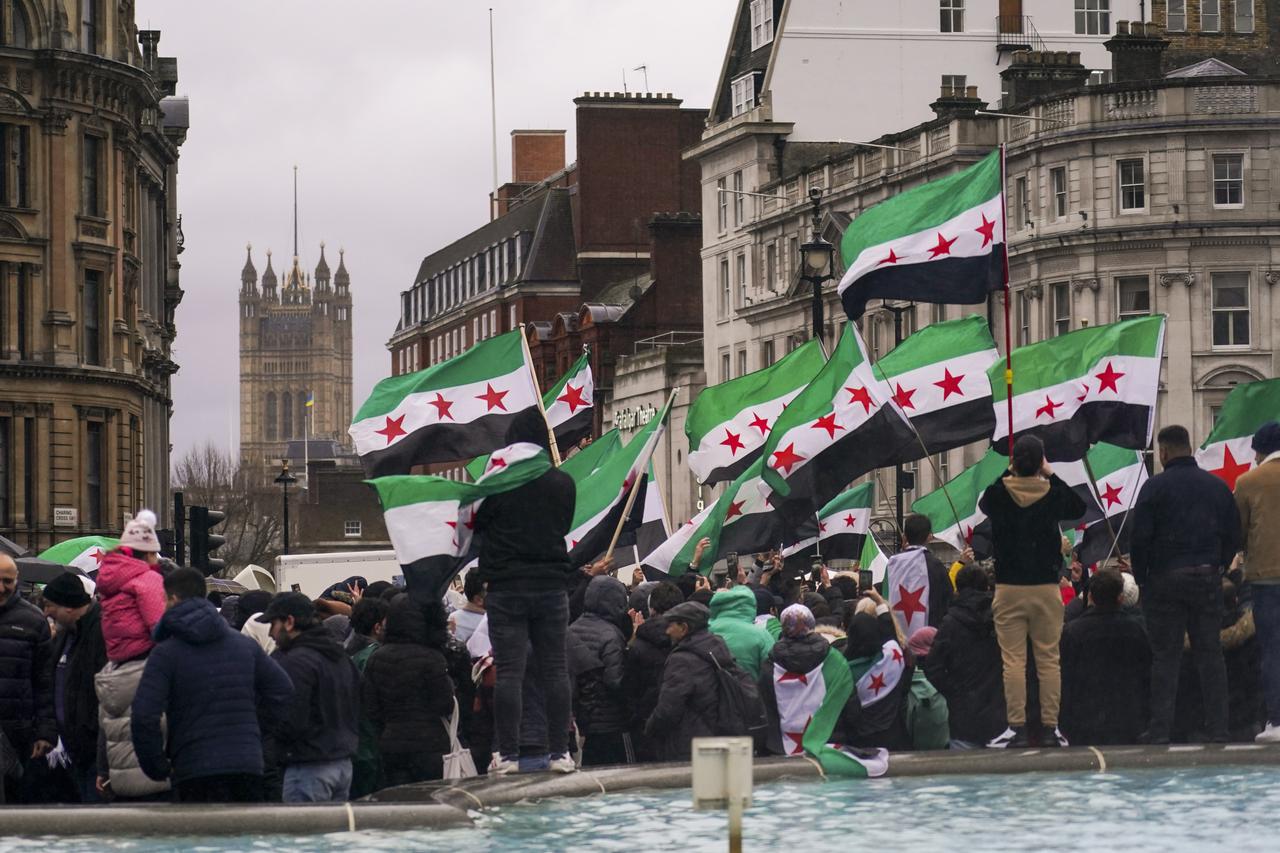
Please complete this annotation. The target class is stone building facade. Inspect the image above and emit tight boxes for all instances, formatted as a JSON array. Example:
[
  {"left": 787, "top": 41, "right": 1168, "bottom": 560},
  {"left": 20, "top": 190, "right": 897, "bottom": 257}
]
[
  {"left": 238, "top": 244, "right": 353, "bottom": 468},
  {"left": 0, "top": 3, "right": 188, "bottom": 551}
]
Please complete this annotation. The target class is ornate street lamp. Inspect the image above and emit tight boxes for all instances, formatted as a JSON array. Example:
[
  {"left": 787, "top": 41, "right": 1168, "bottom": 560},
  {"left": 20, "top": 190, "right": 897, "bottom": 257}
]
[
  {"left": 274, "top": 459, "right": 297, "bottom": 555},
  {"left": 799, "top": 187, "right": 836, "bottom": 342}
]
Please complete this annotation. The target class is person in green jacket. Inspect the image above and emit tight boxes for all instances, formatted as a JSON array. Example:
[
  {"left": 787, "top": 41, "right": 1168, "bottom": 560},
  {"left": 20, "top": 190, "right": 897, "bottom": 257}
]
[{"left": 708, "top": 585, "right": 776, "bottom": 681}]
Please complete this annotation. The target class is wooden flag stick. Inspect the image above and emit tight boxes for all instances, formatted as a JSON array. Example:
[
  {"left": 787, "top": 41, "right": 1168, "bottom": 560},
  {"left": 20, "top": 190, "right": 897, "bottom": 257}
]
[{"left": 519, "top": 327, "right": 561, "bottom": 466}]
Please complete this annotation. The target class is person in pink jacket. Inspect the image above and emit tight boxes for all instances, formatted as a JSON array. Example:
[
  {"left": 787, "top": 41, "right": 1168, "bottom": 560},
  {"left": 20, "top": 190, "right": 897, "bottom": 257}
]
[{"left": 96, "top": 510, "right": 166, "bottom": 663}]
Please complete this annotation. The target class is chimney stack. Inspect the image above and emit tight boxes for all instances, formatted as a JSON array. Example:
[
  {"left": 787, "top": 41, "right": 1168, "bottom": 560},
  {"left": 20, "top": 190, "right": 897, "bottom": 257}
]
[
  {"left": 930, "top": 84, "right": 988, "bottom": 120},
  {"left": 1105, "top": 21, "right": 1170, "bottom": 83},
  {"left": 510, "top": 130, "right": 566, "bottom": 184},
  {"left": 1000, "top": 50, "right": 1090, "bottom": 108}
]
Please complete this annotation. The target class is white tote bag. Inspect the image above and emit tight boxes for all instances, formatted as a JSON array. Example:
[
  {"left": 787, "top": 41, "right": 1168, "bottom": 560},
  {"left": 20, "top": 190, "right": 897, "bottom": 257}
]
[{"left": 442, "top": 696, "right": 478, "bottom": 780}]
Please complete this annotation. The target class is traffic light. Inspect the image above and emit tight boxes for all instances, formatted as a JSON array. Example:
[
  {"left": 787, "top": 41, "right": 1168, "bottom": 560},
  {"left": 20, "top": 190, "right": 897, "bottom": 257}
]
[{"left": 189, "top": 505, "right": 227, "bottom": 576}]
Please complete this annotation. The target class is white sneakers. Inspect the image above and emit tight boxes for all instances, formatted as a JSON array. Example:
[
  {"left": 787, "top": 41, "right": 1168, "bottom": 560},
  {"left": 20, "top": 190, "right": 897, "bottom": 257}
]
[
  {"left": 987, "top": 727, "right": 1023, "bottom": 749},
  {"left": 488, "top": 755, "right": 519, "bottom": 776},
  {"left": 1256, "top": 722, "right": 1280, "bottom": 744},
  {"left": 548, "top": 753, "right": 578, "bottom": 774},
  {"left": 1052, "top": 726, "right": 1070, "bottom": 748}
]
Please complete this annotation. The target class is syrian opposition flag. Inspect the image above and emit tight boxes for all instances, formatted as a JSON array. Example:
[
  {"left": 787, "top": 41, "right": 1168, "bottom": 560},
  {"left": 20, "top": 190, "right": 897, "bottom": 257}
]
[
  {"left": 885, "top": 547, "right": 931, "bottom": 636},
  {"left": 368, "top": 442, "right": 551, "bottom": 600},
  {"left": 641, "top": 503, "right": 716, "bottom": 578},
  {"left": 632, "top": 464, "right": 671, "bottom": 559},
  {"left": 990, "top": 315, "right": 1166, "bottom": 462},
  {"left": 39, "top": 536, "right": 118, "bottom": 574},
  {"left": 773, "top": 647, "right": 889, "bottom": 778},
  {"left": 874, "top": 315, "right": 999, "bottom": 463},
  {"left": 686, "top": 339, "right": 826, "bottom": 485},
  {"left": 759, "top": 324, "right": 916, "bottom": 516},
  {"left": 838, "top": 149, "right": 1004, "bottom": 321},
  {"left": 351, "top": 329, "right": 541, "bottom": 477},
  {"left": 783, "top": 483, "right": 874, "bottom": 560},
  {"left": 855, "top": 639, "right": 908, "bottom": 708},
  {"left": 1197, "top": 377, "right": 1280, "bottom": 489},
  {"left": 1056, "top": 443, "right": 1149, "bottom": 567},
  {"left": 858, "top": 530, "right": 890, "bottom": 585},
  {"left": 911, "top": 449, "right": 1009, "bottom": 556},
  {"left": 566, "top": 396, "right": 671, "bottom": 566}
]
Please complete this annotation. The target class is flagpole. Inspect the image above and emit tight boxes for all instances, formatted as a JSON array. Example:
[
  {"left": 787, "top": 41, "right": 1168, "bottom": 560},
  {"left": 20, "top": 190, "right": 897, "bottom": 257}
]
[
  {"left": 519, "top": 328, "right": 562, "bottom": 466},
  {"left": 1081, "top": 454, "right": 1123, "bottom": 568},
  {"left": 604, "top": 388, "right": 679, "bottom": 561},
  {"left": 998, "top": 143, "right": 1015, "bottom": 457},
  {"left": 304, "top": 393, "right": 310, "bottom": 490}
]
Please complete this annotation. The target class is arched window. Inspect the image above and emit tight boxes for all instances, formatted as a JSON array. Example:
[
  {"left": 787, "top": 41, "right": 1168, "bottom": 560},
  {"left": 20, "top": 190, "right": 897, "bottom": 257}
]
[
  {"left": 265, "top": 392, "right": 277, "bottom": 441},
  {"left": 2, "top": 2, "right": 31, "bottom": 47},
  {"left": 282, "top": 392, "right": 293, "bottom": 440}
]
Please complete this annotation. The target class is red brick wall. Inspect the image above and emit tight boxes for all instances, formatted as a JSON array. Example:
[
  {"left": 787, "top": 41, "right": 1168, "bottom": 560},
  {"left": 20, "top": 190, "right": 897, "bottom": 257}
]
[{"left": 511, "top": 131, "right": 566, "bottom": 183}]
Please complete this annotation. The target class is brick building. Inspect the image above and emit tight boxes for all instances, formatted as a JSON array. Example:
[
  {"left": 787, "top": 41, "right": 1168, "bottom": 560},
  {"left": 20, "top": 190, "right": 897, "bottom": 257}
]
[
  {"left": 387, "top": 91, "right": 705, "bottom": 455},
  {"left": 1153, "top": 1, "right": 1278, "bottom": 75}
]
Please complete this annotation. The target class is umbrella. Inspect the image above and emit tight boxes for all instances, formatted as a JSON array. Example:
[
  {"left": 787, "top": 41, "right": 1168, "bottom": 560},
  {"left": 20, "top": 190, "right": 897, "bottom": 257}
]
[
  {"left": 0, "top": 534, "right": 29, "bottom": 558},
  {"left": 206, "top": 577, "right": 249, "bottom": 596},
  {"left": 15, "top": 557, "right": 86, "bottom": 586}
]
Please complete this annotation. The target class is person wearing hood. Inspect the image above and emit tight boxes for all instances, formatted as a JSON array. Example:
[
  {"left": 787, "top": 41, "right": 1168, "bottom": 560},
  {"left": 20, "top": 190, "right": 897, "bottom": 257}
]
[
  {"left": 97, "top": 510, "right": 167, "bottom": 664},
  {"left": 625, "top": 581, "right": 683, "bottom": 763},
  {"left": 759, "top": 604, "right": 852, "bottom": 755},
  {"left": 131, "top": 569, "right": 293, "bottom": 803},
  {"left": 752, "top": 586, "right": 782, "bottom": 640},
  {"left": 262, "top": 592, "right": 361, "bottom": 802},
  {"left": 567, "top": 576, "right": 632, "bottom": 766},
  {"left": 643, "top": 601, "right": 740, "bottom": 761},
  {"left": 41, "top": 573, "right": 106, "bottom": 802},
  {"left": 361, "top": 595, "right": 455, "bottom": 787},
  {"left": 843, "top": 608, "right": 913, "bottom": 751},
  {"left": 979, "top": 435, "right": 1086, "bottom": 749},
  {"left": 708, "top": 584, "right": 776, "bottom": 681},
  {"left": 924, "top": 564, "right": 1007, "bottom": 749}
]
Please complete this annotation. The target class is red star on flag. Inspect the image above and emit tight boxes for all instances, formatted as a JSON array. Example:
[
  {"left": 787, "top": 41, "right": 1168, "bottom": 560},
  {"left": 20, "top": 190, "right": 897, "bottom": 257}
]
[
  {"left": 819, "top": 521, "right": 827, "bottom": 533},
  {"left": 1099, "top": 482, "right": 1123, "bottom": 508},
  {"left": 1210, "top": 445, "right": 1253, "bottom": 490},
  {"left": 934, "top": 368, "right": 965, "bottom": 400},
  {"left": 844, "top": 513, "right": 858, "bottom": 528},
  {"left": 428, "top": 393, "right": 455, "bottom": 420},
  {"left": 748, "top": 412, "right": 770, "bottom": 434},
  {"left": 1036, "top": 396, "right": 1063, "bottom": 419},
  {"left": 91, "top": 548, "right": 106, "bottom": 565},
  {"left": 893, "top": 584, "right": 927, "bottom": 624},
  {"left": 878, "top": 248, "right": 900, "bottom": 266},
  {"left": 845, "top": 386, "right": 875, "bottom": 414},
  {"left": 892, "top": 383, "right": 916, "bottom": 410},
  {"left": 556, "top": 383, "right": 588, "bottom": 413},
  {"left": 783, "top": 715, "right": 812, "bottom": 755},
  {"left": 777, "top": 671, "right": 809, "bottom": 685},
  {"left": 975, "top": 213, "right": 997, "bottom": 248},
  {"left": 928, "top": 232, "right": 958, "bottom": 259},
  {"left": 721, "top": 429, "right": 745, "bottom": 456},
  {"left": 868, "top": 673, "right": 887, "bottom": 695},
  {"left": 476, "top": 383, "right": 509, "bottom": 412},
  {"left": 1077, "top": 383, "right": 1091, "bottom": 404},
  {"left": 891, "top": 647, "right": 904, "bottom": 664},
  {"left": 1095, "top": 361, "right": 1125, "bottom": 394},
  {"left": 770, "top": 443, "right": 805, "bottom": 475},
  {"left": 725, "top": 499, "right": 746, "bottom": 520},
  {"left": 810, "top": 413, "right": 845, "bottom": 440},
  {"left": 375, "top": 414, "right": 408, "bottom": 444},
  {"left": 488, "top": 456, "right": 507, "bottom": 472},
  {"left": 964, "top": 525, "right": 974, "bottom": 545}
]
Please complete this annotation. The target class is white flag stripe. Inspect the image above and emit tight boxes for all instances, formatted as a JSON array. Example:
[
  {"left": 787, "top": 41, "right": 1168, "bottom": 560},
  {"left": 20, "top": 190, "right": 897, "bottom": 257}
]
[
  {"left": 774, "top": 662, "right": 827, "bottom": 757},
  {"left": 992, "top": 354, "right": 1160, "bottom": 440},
  {"left": 544, "top": 363, "right": 593, "bottom": 428},
  {"left": 819, "top": 507, "right": 870, "bottom": 539},
  {"left": 350, "top": 365, "right": 536, "bottom": 453},
  {"left": 877, "top": 348, "right": 999, "bottom": 415},
  {"left": 855, "top": 639, "right": 906, "bottom": 707},
  {"left": 936, "top": 509, "right": 986, "bottom": 553},
  {"left": 843, "top": 196, "right": 1003, "bottom": 286},
  {"left": 689, "top": 388, "right": 804, "bottom": 482},
  {"left": 1196, "top": 436, "right": 1255, "bottom": 476},
  {"left": 642, "top": 504, "right": 716, "bottom": 573},
  {"left": 474, "top": 442, "right": 545, "bottom": 481},
  {"left": 383, "top": 499, "right": 468, "bottom": 565},
  {"left": 886, "top": 547, "right": 930, "bottom": 637}
]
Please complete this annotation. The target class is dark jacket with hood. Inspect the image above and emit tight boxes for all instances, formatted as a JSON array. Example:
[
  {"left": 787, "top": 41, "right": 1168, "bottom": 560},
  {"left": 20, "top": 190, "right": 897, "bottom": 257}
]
[
  {"left": 979, "top": 471, "right": 1086, "bottom": 585},
  {"left": 272, "top": 625, "right": 361, "bottom": 765},
  {"left": 0, "top": 591, "right": 55, "bottom": 754},
  {"left": 624, "top": 614, "right": 672, "bottom": 761},
  {"left": 644, "top": 603, "right": 736, "bottom": 761},
  {"left": 131, "top": 597, "right": 293, "bottom": 783},
  {"left": 1059, "top": 605, "right": 1151, "bottom": 745},
  {"left": 474, "top": 410, "right": 577, "bottom": 591},
  {"left": 52, "top": 600, "right": 108, "bottom": 767},
  {"left": 923, "top": 588, "right": 1006, "bottom": 744},
  {"left": 362, "top": 597, "right": 455, "bottom": 759},
  {"left": 844, "top": 611, "right": 912, "bottom": 750},
  {"left": 567, "top": 576, "right": 630, "bottom": 735},
  {"left": 758, "top": 631, "right": 841, "bottom": 755}
]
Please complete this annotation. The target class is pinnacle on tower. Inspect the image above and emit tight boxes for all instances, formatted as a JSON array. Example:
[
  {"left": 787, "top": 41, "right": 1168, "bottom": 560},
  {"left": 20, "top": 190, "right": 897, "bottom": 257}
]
[
  {"left": 241, "top": 242, "right": 257, "bottom": 286},
  {"left": 315, "top": 241, "right": 331, "bottom": 289},
  {"left": 261, "top": 248, "right": 278, "bottom": 300},
  {"left": 335, "top": 247, "right": 349, "bottom": 289}
]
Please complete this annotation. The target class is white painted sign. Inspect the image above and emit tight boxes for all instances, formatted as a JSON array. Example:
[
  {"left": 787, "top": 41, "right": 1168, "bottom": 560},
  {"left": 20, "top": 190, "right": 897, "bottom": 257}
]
[{"left": 54, "top": 507, "right": 79, "bottom": 527}]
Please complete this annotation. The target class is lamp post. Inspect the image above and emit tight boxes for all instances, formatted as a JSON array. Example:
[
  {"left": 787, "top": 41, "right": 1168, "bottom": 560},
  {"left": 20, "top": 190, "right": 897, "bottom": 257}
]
[
  {"left": 274, "top": 458, "right": 297, "bottom": 556},
  {"left": 799, "top": 187, "right": 835, "bottom": 343}
]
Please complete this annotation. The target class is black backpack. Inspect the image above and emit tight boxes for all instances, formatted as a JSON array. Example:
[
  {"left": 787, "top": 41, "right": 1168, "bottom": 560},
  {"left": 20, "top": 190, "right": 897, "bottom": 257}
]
[{"left": 707, "top": 651, "right": 769, "bottom": 740}]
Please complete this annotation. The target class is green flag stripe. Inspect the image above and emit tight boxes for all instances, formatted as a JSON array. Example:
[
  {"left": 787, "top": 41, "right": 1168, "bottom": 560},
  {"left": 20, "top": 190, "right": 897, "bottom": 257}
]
[
  {"left": 1202, "top": 378, "right": 1280, "bottom": 444},
  {"left": 685, "top": 339, "right": 826, "bottom": 444},
  {"left": 875, "top": 315, "right": 997, "bottom": 378},
  {"left": 369, "top": 444, "right": 549, "bottom": 510}
]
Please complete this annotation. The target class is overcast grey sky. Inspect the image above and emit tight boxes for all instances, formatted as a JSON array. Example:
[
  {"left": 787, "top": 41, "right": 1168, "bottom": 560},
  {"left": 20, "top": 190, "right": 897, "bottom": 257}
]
[{"left": 139, "top": 0, "right": 737, "bottom": 464}]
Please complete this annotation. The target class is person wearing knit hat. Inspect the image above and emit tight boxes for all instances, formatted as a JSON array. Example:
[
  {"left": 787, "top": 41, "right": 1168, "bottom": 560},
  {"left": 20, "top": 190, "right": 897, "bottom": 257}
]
[
  {"left": 42, "top": 571, "right": 107, "bottom": 801},
  {"left": 758, "top": 603, "right": 844, "bottom": 756},
  {"left": 97, "top": 509, "right": 167, "bottom": 664}
]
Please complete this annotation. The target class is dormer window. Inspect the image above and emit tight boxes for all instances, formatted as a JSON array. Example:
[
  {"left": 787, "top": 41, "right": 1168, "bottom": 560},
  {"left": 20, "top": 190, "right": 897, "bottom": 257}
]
[
  {"left": 749, "top": 0, "right": 774, "bottom": 50},
  {"left": 731, "top": 72, "right": 761, "bottom": 117}
]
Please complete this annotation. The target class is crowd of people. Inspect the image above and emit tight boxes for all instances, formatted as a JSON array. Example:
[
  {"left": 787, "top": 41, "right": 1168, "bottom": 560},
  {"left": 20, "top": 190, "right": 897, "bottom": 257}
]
[{"left": 1, "top": 420, "right": 1278, "bottom": 805}]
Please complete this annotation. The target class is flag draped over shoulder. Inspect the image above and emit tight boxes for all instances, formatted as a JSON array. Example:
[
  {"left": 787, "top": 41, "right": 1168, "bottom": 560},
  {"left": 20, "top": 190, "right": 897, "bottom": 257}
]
[
  {"left": 885, "top": 547, "right": 931, "bottom": 637},
  {"left": 686, "top": 340, "right": 826, "bottom": 485},
  {"left": 838, "top": 149, "right": 1004, "bottom": 321},
  {"left": 1055, "top": 443, "right": 1148, "bottom": 567},
  {"left": 367, "top": 443, "right": 551, "bottom": 600},
  {"left": 759, "top": 324, "right": 916, "bottom": 515},
  {"left": 873, "top": 314, "right": 999, "bottom": 463},
  {"left": 774, "top": 647, "right": 889, "bottom": 778},
  {"left": 39, "top": 536, "right": 119, "bottom": 574},
  {"left": 854, "top": 639, "right": 907, "bottom": 708},
  {"left": 1196, "top": 378, "right": 1280, "bottom": 489},
  {"left": 990, "top": 315, "right": 1166, "bottom": 461},
  {"left": 911, "top": 449, "right": 1009, "bottom": 556},
  {"left": 350, "top": 330, "right": 541, "bottom": 477}
]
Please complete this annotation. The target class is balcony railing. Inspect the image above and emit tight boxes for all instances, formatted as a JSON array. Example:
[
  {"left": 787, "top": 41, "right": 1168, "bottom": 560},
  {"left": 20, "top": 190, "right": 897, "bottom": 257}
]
[{"left": 995, "top": 15, "right": 1047, "bottom": 53}]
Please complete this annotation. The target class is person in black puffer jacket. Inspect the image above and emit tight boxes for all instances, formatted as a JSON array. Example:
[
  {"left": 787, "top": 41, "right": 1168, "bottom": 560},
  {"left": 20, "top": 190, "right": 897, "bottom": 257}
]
[
  {"left": 362, "top": 595, "right": 455, "bottom": 788},
  {"left": 923, "top": 564, "right": 1008, "bottom": 747},
  {"left": 843, "top": 609, "right": 913, "bottom": 751},
  {"left": 625, "top": 582, "right": 683, "bottom": 762},
  {"left": 0, "top": 555, "right": 56, "bottom": 803},
  {"left": 567, "top": 576, "right": 631, "bottom": 766},
  {"left": 644, "top": 602, "right": 736, "bottom": 762}
]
